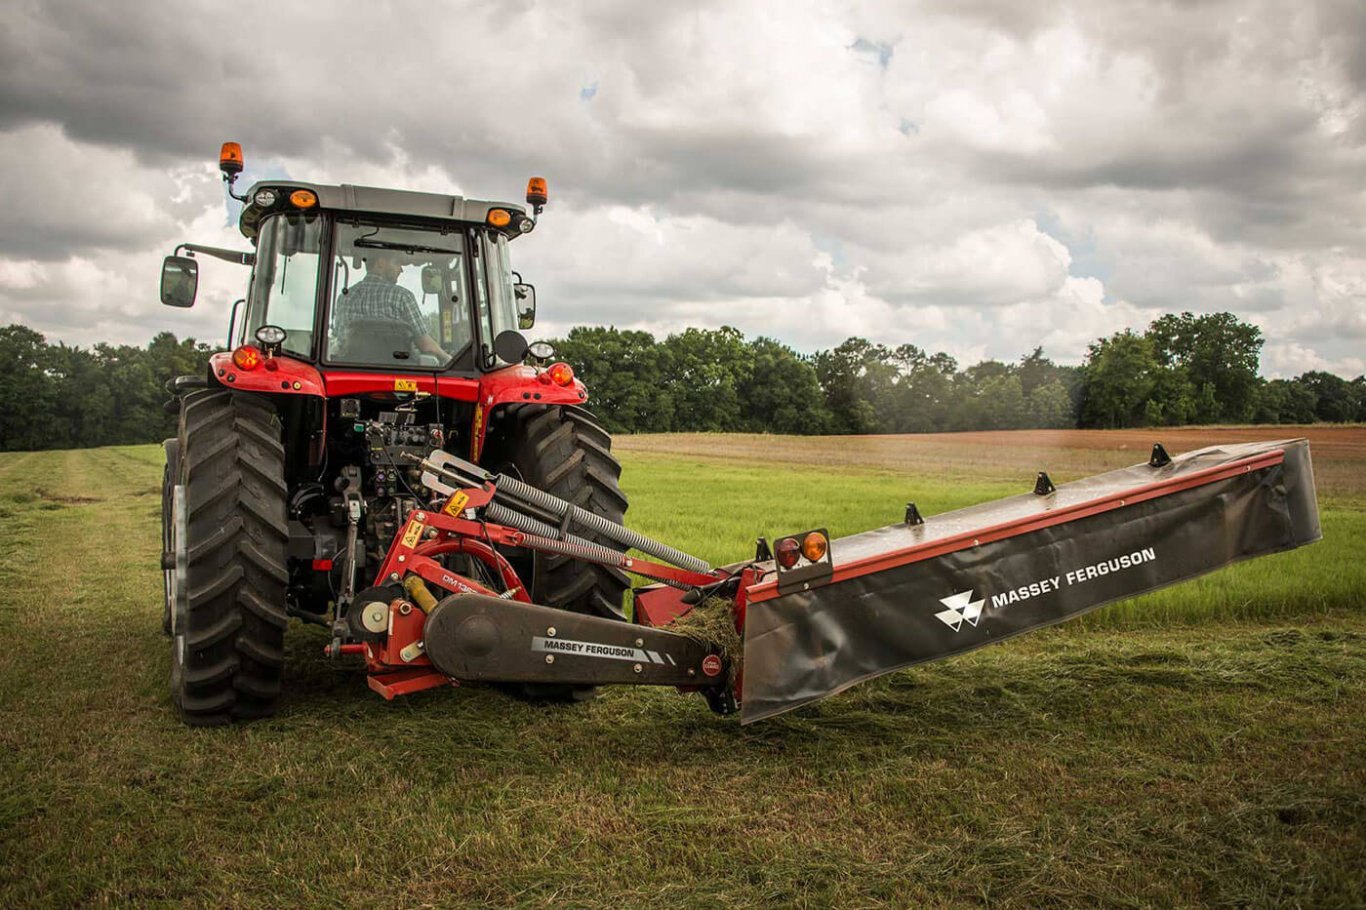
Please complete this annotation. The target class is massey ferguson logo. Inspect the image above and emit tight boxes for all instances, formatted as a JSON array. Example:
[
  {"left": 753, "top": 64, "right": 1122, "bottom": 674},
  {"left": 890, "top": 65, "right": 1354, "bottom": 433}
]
[
  {"left": 934, "top": 590, "right": 985, "bottom": 631},
  {"left": 933, "top": 547, "right": 1159, "bottom": 632}
]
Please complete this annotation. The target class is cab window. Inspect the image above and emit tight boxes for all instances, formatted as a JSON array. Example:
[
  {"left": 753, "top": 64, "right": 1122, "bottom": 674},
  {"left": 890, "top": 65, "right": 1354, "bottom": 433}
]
[
  {"left": 326, "top": 222, "right": 470, "bottom": 369},
  {"left": 247, "top": 213, "right": 322, "bottom": 358}
]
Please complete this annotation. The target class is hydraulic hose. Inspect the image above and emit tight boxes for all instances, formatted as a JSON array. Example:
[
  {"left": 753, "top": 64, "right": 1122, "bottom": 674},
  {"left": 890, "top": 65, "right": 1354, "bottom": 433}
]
[
  {"left": 490, "top": 472, "right": 712, "bottom": 573},
  {"left": 483, "top": 502, "right": 691, "bottom": 591},
  {"left": 411, "top": 450, "right": 712, "bottom": 574}
]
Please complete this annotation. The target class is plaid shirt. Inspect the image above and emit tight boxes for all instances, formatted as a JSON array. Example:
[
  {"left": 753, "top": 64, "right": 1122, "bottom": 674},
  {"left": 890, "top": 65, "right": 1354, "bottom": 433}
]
[{"left": 332, "top": 274, "right": 427, "bottom": 343}]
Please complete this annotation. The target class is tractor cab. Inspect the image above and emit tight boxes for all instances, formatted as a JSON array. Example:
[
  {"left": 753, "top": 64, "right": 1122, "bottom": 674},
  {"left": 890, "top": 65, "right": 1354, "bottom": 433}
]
[{"left": 162, "top": 143, "right": 543, "bottom": 378}]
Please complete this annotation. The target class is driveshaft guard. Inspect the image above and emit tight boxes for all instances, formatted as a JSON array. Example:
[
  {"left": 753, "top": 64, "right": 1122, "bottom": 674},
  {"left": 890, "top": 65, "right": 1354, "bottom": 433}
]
[
  {"left": 740, "top": 439, "right": 1321, "bottom": 724},
  {"left": 424, "top": 593, "right": 723, "bottom": 687}
]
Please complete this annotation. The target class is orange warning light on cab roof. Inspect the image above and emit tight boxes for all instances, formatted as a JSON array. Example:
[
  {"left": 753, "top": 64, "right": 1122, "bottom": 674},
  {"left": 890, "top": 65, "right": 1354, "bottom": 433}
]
[
  {"left": 219, "top": 141, "right": 244, "bottom": 174},
  {"left": 526, "top": 177, "right": 548, "bottom": 206}
]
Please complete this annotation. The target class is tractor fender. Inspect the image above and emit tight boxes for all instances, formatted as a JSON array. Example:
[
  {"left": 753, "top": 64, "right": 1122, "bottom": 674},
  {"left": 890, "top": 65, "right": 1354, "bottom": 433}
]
[
  {"left": 464, "top": 365, "right": 588, "bottom": 461},
  {"left": 207, "top": 350, "right": 325, "bottom": 397}
]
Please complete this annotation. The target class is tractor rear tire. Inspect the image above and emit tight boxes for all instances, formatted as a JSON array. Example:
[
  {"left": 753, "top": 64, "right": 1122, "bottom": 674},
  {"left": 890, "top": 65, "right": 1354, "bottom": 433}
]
[
  {"left": 499, "top": 405, "right": 630, "bottom": 701},
  {"left": 507, "top": 405, "right": 630, "bottom": 619},
  {"left": 169, "top": 389, "right": 289, "bottom": 725}
]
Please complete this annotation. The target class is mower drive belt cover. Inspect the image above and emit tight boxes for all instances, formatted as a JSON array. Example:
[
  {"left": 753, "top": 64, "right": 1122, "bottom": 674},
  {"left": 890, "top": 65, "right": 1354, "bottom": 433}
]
[
  {"left": 424, "top": 593, "right": 723, "bottom": 688},
  {"left": 740, "top": 439, "right": 1320, "bottom": 724}
]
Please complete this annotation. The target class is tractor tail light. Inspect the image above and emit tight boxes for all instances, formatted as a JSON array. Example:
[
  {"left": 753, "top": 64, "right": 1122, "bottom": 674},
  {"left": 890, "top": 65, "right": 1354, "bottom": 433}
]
[
  {"left": 547, "top": 362, "right": 574, "bottom": 386},
  {"left": 290, "top": 189, "right": 318, "bottom": 209},
  {"left": 487, "top": 208, "right": 511, "bottom": 228},
  {"left": 775, "top": 537, "right": 801, "bottom": 569},
  {"left": 232, "top": 345, "right": 262, "bottom": 371}
]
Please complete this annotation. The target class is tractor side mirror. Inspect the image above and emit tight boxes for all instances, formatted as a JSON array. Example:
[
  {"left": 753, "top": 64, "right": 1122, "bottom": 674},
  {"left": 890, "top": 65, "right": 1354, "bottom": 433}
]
[
  {"left": 494, "top": 329, "right": 530, "bottom": 364},
  {"left": 514, "top": 282, "right": 536, "bottom": 329},
  {"left": 160, "top": 256, "right": 199, "bottom": 308},
  {"left": 421, "top": 266, "right": 443, "bottom": 295}
]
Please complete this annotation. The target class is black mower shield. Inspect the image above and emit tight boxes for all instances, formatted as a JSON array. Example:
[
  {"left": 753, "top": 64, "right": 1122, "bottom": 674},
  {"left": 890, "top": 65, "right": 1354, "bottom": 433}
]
[{"left": 740, "top": 439, "right": 1321, "bottom": 724}]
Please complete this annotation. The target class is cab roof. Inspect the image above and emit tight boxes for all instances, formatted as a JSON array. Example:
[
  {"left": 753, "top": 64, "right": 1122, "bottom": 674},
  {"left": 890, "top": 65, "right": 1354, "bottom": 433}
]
[{"left": 238, "top": 180, "right": 528, "bottom": 240}]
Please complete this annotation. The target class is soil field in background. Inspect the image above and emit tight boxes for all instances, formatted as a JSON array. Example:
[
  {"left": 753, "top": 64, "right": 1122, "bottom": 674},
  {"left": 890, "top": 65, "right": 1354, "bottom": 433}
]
[{"left": 617, "top": 424, "right": 1366, "bottom": 502}]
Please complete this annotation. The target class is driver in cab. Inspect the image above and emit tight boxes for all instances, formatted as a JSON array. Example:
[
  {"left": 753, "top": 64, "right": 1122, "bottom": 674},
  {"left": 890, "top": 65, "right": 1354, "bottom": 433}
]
[{"left": 332, "top": 249, "right": 446, "bottom": 359}]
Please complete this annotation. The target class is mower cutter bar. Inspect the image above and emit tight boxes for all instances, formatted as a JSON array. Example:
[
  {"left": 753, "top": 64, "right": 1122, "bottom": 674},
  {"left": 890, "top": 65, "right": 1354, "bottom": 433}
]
[{"left": 739, "top": 439, "right": 1321, "bottom": 723}]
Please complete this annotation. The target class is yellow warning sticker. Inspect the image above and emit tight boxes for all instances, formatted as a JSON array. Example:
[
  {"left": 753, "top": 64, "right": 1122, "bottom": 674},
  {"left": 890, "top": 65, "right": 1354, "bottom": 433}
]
[
  {"left": 394, "top": 379, "right": 419, "bottom": 392},
  {"left": 442, "top": 491, "right": 471, "bottom": 516},
  {"left": 401, "top": 521, "right": 424, "bottom": 548}
]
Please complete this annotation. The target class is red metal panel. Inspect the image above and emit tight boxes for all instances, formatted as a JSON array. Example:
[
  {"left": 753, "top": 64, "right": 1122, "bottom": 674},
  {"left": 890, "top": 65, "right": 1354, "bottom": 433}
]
[
  {"left": 745, "top": 449, "right": 1287, "bottom": 604},
  {"left": 467, "top": 363, "right": 589, "bottom": 460},
  {"left": 323, "top": 371, "right": 438, "bottom": 397},
  {"left": 367, "top": 669, "right": 452, "bottom": 700},
  {"left": 634, "top": 584, "right": 694, "bottom": 627},
  {"left": 210, "top": 351, "right": 324, "bottom": 396}
]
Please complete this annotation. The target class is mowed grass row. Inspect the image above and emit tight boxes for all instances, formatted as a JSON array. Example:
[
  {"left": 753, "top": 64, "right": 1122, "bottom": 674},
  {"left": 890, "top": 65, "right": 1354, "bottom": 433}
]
[{"left": 0, "top": 440, "right": 1362, "bottom": 909}]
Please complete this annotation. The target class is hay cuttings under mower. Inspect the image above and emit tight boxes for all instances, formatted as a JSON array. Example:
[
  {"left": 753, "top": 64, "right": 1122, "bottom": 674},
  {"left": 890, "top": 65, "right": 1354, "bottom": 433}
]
[{"left": 331, "top": 438, "right": 1321, "bottom": 723}]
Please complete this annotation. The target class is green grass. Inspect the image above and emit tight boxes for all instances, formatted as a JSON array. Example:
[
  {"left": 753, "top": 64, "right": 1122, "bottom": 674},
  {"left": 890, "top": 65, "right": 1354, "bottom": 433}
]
[{"left": 0, "top": 441, "right": 1362, "bottom": 909}]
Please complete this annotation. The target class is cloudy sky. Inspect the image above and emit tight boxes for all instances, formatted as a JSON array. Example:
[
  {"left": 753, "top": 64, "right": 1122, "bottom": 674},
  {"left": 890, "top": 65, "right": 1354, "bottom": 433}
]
[{"left": 2, "top": 0, "right": 1363, "bottom": 376}]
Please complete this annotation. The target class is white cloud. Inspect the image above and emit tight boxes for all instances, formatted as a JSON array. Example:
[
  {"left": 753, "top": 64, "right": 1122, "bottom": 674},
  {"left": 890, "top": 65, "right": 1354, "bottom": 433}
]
[{"left": 0, "top": 0, "right": 1362, "bottom": 378}]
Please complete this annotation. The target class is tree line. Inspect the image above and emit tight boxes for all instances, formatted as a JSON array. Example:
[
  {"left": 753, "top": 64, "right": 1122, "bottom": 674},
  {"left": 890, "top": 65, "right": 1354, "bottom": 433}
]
[
  {"left": 1, "top": 313, "right": 1362, "bottom": 452},
  {"left": 554, "top": 313, "right": 1366, "bottom": 435},
  {"left": 0, "top": 325, "right": 214, "bottom": 452}
]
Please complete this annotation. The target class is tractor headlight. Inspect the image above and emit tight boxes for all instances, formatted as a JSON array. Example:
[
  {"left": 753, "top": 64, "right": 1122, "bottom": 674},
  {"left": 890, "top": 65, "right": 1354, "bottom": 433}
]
[
  {"left": 253, "top": 188, "right": 279, "bottom": 208},
  {"left": 527, "top": 341, "right": 556, "bottom": 361}
]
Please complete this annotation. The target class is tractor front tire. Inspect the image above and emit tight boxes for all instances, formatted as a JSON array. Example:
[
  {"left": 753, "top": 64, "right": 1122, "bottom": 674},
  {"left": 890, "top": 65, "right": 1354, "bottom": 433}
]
[{"left": 169, "top": 390, "right": 289, "bottom": 725}]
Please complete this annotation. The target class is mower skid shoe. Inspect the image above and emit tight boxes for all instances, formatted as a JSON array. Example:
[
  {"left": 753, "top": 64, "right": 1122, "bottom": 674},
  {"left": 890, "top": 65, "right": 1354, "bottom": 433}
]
[
  {"left": 424, "top": 593, "right": 727, "bottom": 690},
  {"left": 741, "top": 439, "right": 1321, "bottom": 724}
]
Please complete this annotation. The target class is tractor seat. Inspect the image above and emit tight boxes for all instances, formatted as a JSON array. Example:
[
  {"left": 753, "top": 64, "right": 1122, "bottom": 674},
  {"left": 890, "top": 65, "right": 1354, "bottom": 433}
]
[{"left": 333, "top": 319, "right": 416, "bottom": 363}]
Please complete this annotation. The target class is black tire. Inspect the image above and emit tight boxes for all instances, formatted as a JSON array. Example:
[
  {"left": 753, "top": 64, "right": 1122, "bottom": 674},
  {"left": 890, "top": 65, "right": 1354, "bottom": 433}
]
[
  {"left": 169, "top": 389, "right": 289, "bottom": 725},
  {"left": 506, "top": 405, "right": 630, "bottom": 619},
  {"left": 497, "top": 406, "right": 630, "bottom": 701},
  {"left": 160, "top": 437, "right": 179, "bottom": 637}
]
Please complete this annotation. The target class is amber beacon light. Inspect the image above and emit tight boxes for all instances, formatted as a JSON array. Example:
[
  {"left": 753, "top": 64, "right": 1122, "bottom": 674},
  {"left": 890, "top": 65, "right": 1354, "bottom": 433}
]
[{"left": 219, "top": 141, "right": 244, "bottom": 176}]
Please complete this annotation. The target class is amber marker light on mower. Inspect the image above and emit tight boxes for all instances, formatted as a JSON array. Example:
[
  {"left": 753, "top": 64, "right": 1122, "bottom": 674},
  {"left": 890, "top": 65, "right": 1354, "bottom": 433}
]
[
  {"left": 770, "top": 527, "right": 834, "bottom": 594},
  {"left": 802, "top": 531, "right": 829, "bottom": 562},
  {"left": 232, "top": 345, "right": 262, "bottom": 371},
  {"left": 290, "top": 189, "right": 318, "bottom": 209}
]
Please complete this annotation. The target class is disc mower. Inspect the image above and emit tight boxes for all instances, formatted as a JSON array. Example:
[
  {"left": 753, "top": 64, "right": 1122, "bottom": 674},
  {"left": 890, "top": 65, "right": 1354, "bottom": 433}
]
[{"left": 158, "top": 142, "right": 1322, "bottom": 725}]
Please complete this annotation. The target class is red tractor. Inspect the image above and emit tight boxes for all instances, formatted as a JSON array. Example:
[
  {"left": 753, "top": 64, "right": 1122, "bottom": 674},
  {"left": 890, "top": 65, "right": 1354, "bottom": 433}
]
[
  {"left": 159, "top": 143, "right": 1322, "bottom": 728},
  {"left": 160, "top": 143, "right": 636, "bottom": 724}
]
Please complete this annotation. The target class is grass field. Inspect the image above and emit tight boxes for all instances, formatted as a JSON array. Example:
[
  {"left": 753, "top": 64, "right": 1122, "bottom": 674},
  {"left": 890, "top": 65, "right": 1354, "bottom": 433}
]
[{"left": 1, "top": 429, "right": 1363, "bottom": 908}]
